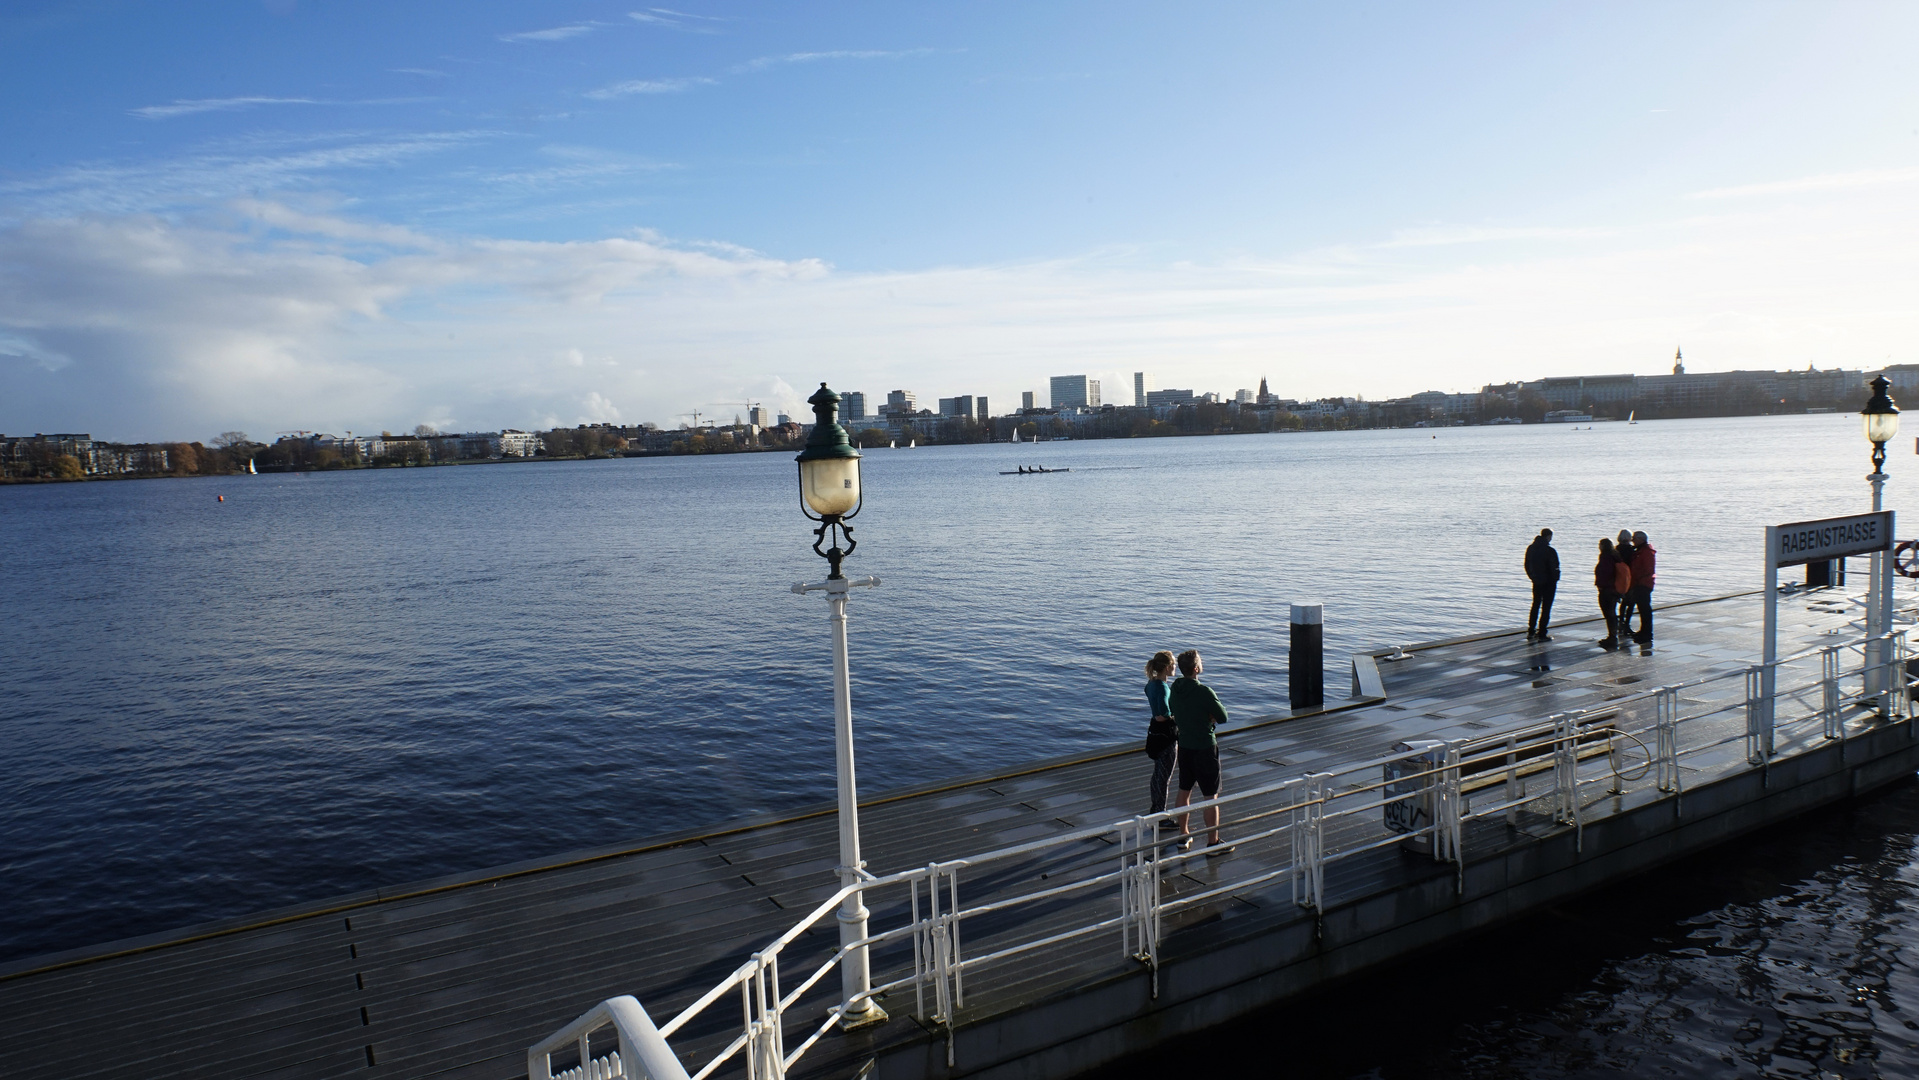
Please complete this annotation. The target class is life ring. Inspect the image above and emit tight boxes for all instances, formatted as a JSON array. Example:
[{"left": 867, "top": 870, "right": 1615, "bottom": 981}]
[{"left": 1895, "top": 540, "right": 1919, "bottom": 578}]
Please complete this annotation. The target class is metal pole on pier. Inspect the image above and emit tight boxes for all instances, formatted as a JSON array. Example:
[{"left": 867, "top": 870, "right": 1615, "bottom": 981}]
[
  {"left": 792, "top": 382, "right": 887, "bottom": 1028},
  {"left": 1862, "top": 376, "right": 1900, "bottom": 703}
]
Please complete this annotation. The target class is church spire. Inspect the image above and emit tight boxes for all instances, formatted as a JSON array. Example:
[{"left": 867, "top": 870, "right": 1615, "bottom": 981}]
[{"left": 1673, "top": 346, "right": 1684, "bottom": 376}]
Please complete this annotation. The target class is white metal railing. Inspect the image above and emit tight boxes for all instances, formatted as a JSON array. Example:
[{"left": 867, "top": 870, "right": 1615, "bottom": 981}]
[{"left": 532, "top": 630, "right": 1914, "bottom": 1080}]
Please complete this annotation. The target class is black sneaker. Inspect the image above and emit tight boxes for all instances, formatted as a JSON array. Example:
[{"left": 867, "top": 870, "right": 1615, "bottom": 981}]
[
  {"left": 1536, "top": 634, "right": 1552, "bottom": 642},
  {"left": 1597, "top": 638, "right": 1616, "bottom": 649}
]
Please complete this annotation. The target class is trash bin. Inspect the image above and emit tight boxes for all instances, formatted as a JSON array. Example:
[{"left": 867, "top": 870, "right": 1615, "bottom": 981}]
[{"left": 1383, "top": 740, "right": 1446, "bottom": 854}]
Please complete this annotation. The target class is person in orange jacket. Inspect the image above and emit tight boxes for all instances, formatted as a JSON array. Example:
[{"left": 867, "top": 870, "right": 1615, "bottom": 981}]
[{"left": 1627, "top": 530, "right": 1657, "bottom": 643}]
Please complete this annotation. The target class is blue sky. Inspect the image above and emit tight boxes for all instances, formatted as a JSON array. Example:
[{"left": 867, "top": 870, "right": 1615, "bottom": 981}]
[{"left": 2, "top": 1, "right": 1916, "bottom": 440}]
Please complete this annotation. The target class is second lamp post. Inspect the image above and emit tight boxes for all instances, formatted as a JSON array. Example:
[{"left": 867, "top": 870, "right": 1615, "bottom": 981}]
[{"left": 792, "top": 382, "right": 886, "bottom": 1027}]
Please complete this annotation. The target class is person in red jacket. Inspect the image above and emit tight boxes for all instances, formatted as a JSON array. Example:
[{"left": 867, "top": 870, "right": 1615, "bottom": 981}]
[{"left": 1628, "top": 530, "right": 1657, "bottom": 644}]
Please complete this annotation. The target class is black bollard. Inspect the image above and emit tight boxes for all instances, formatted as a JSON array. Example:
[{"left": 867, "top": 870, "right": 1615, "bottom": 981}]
[{"left": 1289, "top": 602, "right": 1324, "bottom": 710}]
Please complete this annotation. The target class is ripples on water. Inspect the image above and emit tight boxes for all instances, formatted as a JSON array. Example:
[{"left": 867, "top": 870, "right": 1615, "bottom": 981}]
[
  {"left": 1107, "top": 777, "right": 1919, "bottom": 1079},
  {"left": 5, "top": 414, "right": 1919, "bottom": 1070}
]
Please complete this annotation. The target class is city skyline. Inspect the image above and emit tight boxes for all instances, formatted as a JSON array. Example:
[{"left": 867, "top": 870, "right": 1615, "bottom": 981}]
[{"left": 2, "top": 3, "right": 1917, "bottom": 440}]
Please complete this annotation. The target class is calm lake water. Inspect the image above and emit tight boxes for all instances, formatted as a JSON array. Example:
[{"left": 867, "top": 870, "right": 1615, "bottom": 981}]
[{"left": 5, "top": 413, "right": 1919, "bottom": 1075}]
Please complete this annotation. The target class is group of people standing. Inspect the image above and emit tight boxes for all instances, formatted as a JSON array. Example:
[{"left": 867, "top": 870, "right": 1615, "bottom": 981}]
[
  {"left": 1142, "top": 649, "right": 1234, "bottom": 855},
  {"left": 1524, "top": 528, "right": 1658, "bottom": 648}
]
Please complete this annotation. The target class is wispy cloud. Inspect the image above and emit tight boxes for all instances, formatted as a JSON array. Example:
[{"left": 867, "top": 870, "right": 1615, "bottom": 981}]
[
  {"left": 392, "top": 68, "right": 448, "bottom": 78},
  {"left": 1375, "top": 225, "right": 1618, "bottom": 249},
  {"left": 132, "top": 96, "right": 322, "bottom": 120},
  {"left": 732, "top": 48, "right": 937, "bottom": 73},
  {"left": 1688, "top": 167, "right": 1919, "bottom": 200},
  {"left": 7, "top": 184, "right": 1919, "bottom": 440},
  {"left": 130, "top": 96, "right": 432, "bottom": 120},
  {"left": 629, "top": 8, "right": 726, "bottom": 32},
  {"left": 0, "top": 130, "right": 493, "bottom": 220},
  {"left": 498, "top": 23, "right": 596, "bottom": 43},
  {"left": 585, "top": 76, "right": 715, "bottom": 99}
]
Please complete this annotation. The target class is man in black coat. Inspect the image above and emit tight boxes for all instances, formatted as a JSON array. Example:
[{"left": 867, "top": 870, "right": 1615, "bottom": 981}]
[{"left": 1525, "top": 528, "right": 1561, "bottom": 641}]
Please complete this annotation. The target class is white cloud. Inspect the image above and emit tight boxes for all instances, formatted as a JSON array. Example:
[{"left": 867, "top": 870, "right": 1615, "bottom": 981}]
[
  {"left": 732, "top": 49, "right": 936, "bottom": 73},
  {"left": 1375, "top": 225, "right": 1618, "bottom": 249},
  {"left": 628, "top": 8, "right": 725, "bottom": 31},
  {"left": 4, "top": 180, "right": 1918, "bottom": 441},
  {"left": 499, "top": 24, "right": 596, "bottom": 43},
  {"left": 1688, "top": 167, "right": 1919, "bottom": 200},
  {"left": 585, "top": 77, "right": 716, "bottom": 99},
  {"left": 580, "top": 391, "right": 622, "bottom": 423},
  {"left": 0, "top": 130, "right": 491, "bottom": 221},
  {"left": 132, "top": 96, "right": 322, "bottom": 120}
]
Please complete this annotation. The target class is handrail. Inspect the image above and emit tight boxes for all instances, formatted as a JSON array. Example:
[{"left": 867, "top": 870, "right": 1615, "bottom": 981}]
[
  {"left": 533, "top": 631, "right": 1914, "bottom": 1080},
  {"left": 530, "top": 996, "right": 690, "bottom": 1080}
]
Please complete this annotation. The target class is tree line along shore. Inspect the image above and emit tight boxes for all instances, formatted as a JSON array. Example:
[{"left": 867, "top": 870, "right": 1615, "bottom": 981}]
[{"left": 1, "top": 377, "right": 1875, "bottom": 484}]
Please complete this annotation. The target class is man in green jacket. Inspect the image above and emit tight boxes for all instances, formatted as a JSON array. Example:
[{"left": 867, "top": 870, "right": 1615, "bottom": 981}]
[{"left": 1169, "top": 649, "right": 1233, "bottom": 854}]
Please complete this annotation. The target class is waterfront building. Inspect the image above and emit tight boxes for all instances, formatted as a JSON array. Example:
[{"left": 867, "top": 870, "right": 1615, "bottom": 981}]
[
  {"left": 498, "top": 430, "right": 541, "bottom": 457},
  {"left": 1021, "top": 391, "right": 1036, "bottom": 411},
  {"left": 938, "top": 395, "right": 976, "bottom": 420},
  {"left": 884, "top": 390, "right": 917, "bottom": 416},
  {"left": 1145, "top": 388, "right": 1195, "bottom": 408},
  {"left": 1050, "top": 375, "right": 1100, "bottom": 409},
  {"left": 1528, "top": 374, "right": 1636, "bottom": 414},
  {"left": 458, "top": 432, "right": 502, "bottom": 459},
  {"left": 1234, "top": 389, "right": 1256, "bottom": 405},
  {"left": 840, "top": 392, "right": 865, "bottom": 422},
  {"left": 976, "top": 396, "right": 989, "bottom": 419},
  {"left": 1133, "top": 371, "right": 1154, "bottom": 407}
]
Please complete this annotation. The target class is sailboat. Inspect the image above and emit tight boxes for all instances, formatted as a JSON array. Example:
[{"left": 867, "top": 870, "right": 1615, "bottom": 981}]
[
  {"left": 1628, "top": 410, "right": 1637, "bottom": 425},
  {"left": 908, "top": 438, "right": 917, "bottom": 448},
  {"left": 889, "top": 439, "right": 896, "bottom": 449},
  {"left": 246, "top": 458, "right": 257, "bottom": 475}
]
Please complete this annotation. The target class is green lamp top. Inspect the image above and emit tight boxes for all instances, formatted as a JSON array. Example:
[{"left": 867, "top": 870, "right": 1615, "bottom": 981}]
[{"left": 796, "top": 382, "right": 861, "bottom": 462}]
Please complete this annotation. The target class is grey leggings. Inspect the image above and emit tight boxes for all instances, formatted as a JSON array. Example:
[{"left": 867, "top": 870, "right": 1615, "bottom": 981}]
[{"left": 1149, "top": 743, "right": 1179, "bottom": 814}]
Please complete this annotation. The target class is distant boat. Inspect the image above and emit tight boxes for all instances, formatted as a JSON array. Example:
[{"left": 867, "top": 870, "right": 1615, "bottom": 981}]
[
  {"left": 1010, "top": 430, "right": 1018, "bottom": 443},
  {"left": 1487, "top": 416, "right": 1523, "bottom": 426},
  {"left": 1001, "top": 466, "right": 1070, "bottom": 475},
  {"left": 1628, "top": 410, "right": 1637, "bottom": 425},
  {"left": 889, "top": 439, "right": 896, "bottom": 449},
  {"left": 908, "top": 438, "right": 917, "bottom": 448},
  {"left": 246, "top": 459, "right": 257, "bottom": 474}
]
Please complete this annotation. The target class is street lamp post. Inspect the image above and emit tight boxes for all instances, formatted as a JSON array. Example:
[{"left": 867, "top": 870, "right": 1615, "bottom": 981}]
[
  {"left": 790, "top": 383, "right": 886, "bottom": 1028},
  {"left": 1862, "top": 375, "right": 1900, "bottom": 701}
]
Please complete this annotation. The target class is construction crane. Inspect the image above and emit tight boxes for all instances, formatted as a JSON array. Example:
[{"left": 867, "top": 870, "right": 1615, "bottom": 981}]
[
  {"left": 702, "top": 401, "right": 765, "bottom": 424},
  {"left": 680, "top": 410, "right": 706, "bottom": 429}
]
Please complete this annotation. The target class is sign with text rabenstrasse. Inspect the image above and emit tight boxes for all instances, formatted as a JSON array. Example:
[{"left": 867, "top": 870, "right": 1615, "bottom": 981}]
[{"left": 1770, "top": 511, "right": 1894, "bottom": 568}]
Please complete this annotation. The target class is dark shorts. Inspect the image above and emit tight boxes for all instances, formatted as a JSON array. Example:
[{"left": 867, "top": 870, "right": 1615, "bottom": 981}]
[{"left": 1178, "top": 746, "right": 1221, "bottom": 797}]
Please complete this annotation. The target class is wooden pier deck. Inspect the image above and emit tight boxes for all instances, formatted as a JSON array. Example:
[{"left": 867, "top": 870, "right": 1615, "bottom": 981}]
[{"left": 2, "top": 588, "right": 1912, "bottom": 1080}]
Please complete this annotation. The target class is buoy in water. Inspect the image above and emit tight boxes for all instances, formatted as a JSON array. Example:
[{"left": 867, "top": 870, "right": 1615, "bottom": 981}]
[{"left": 217, "top": 495, "right": 224, "bottom": 502}]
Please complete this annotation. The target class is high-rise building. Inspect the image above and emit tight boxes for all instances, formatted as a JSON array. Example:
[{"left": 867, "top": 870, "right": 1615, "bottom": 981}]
[
  {"left": 841, "top": 392, "right": 866, "bottom": 421},
  {"left": 1234, "top": 389, "right": 1256, "bottom": 405},
  {"left": 1133, "top": 372, "right": 1155, "bottom": 407},
  {"left": 938, "top": 395, "right": 976, "bottom": 419},
  {"left": 976, "top": 396, "right": 988, "bottom": 419},
  {"left": 1050, "top": 375, "right": 1100, "bottom": 409},
  {"left": 1146, "top": 388, "right": 1196, "bottom": 408},
  {"left": 885, "top": 389, "right": 917, "bottom": 416},
  {"left": 1022, "top": 391, "right": 1036, "bottom": 411},
  {"left": 748, "top": 405, "right": 768, "bottom": 427}
]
